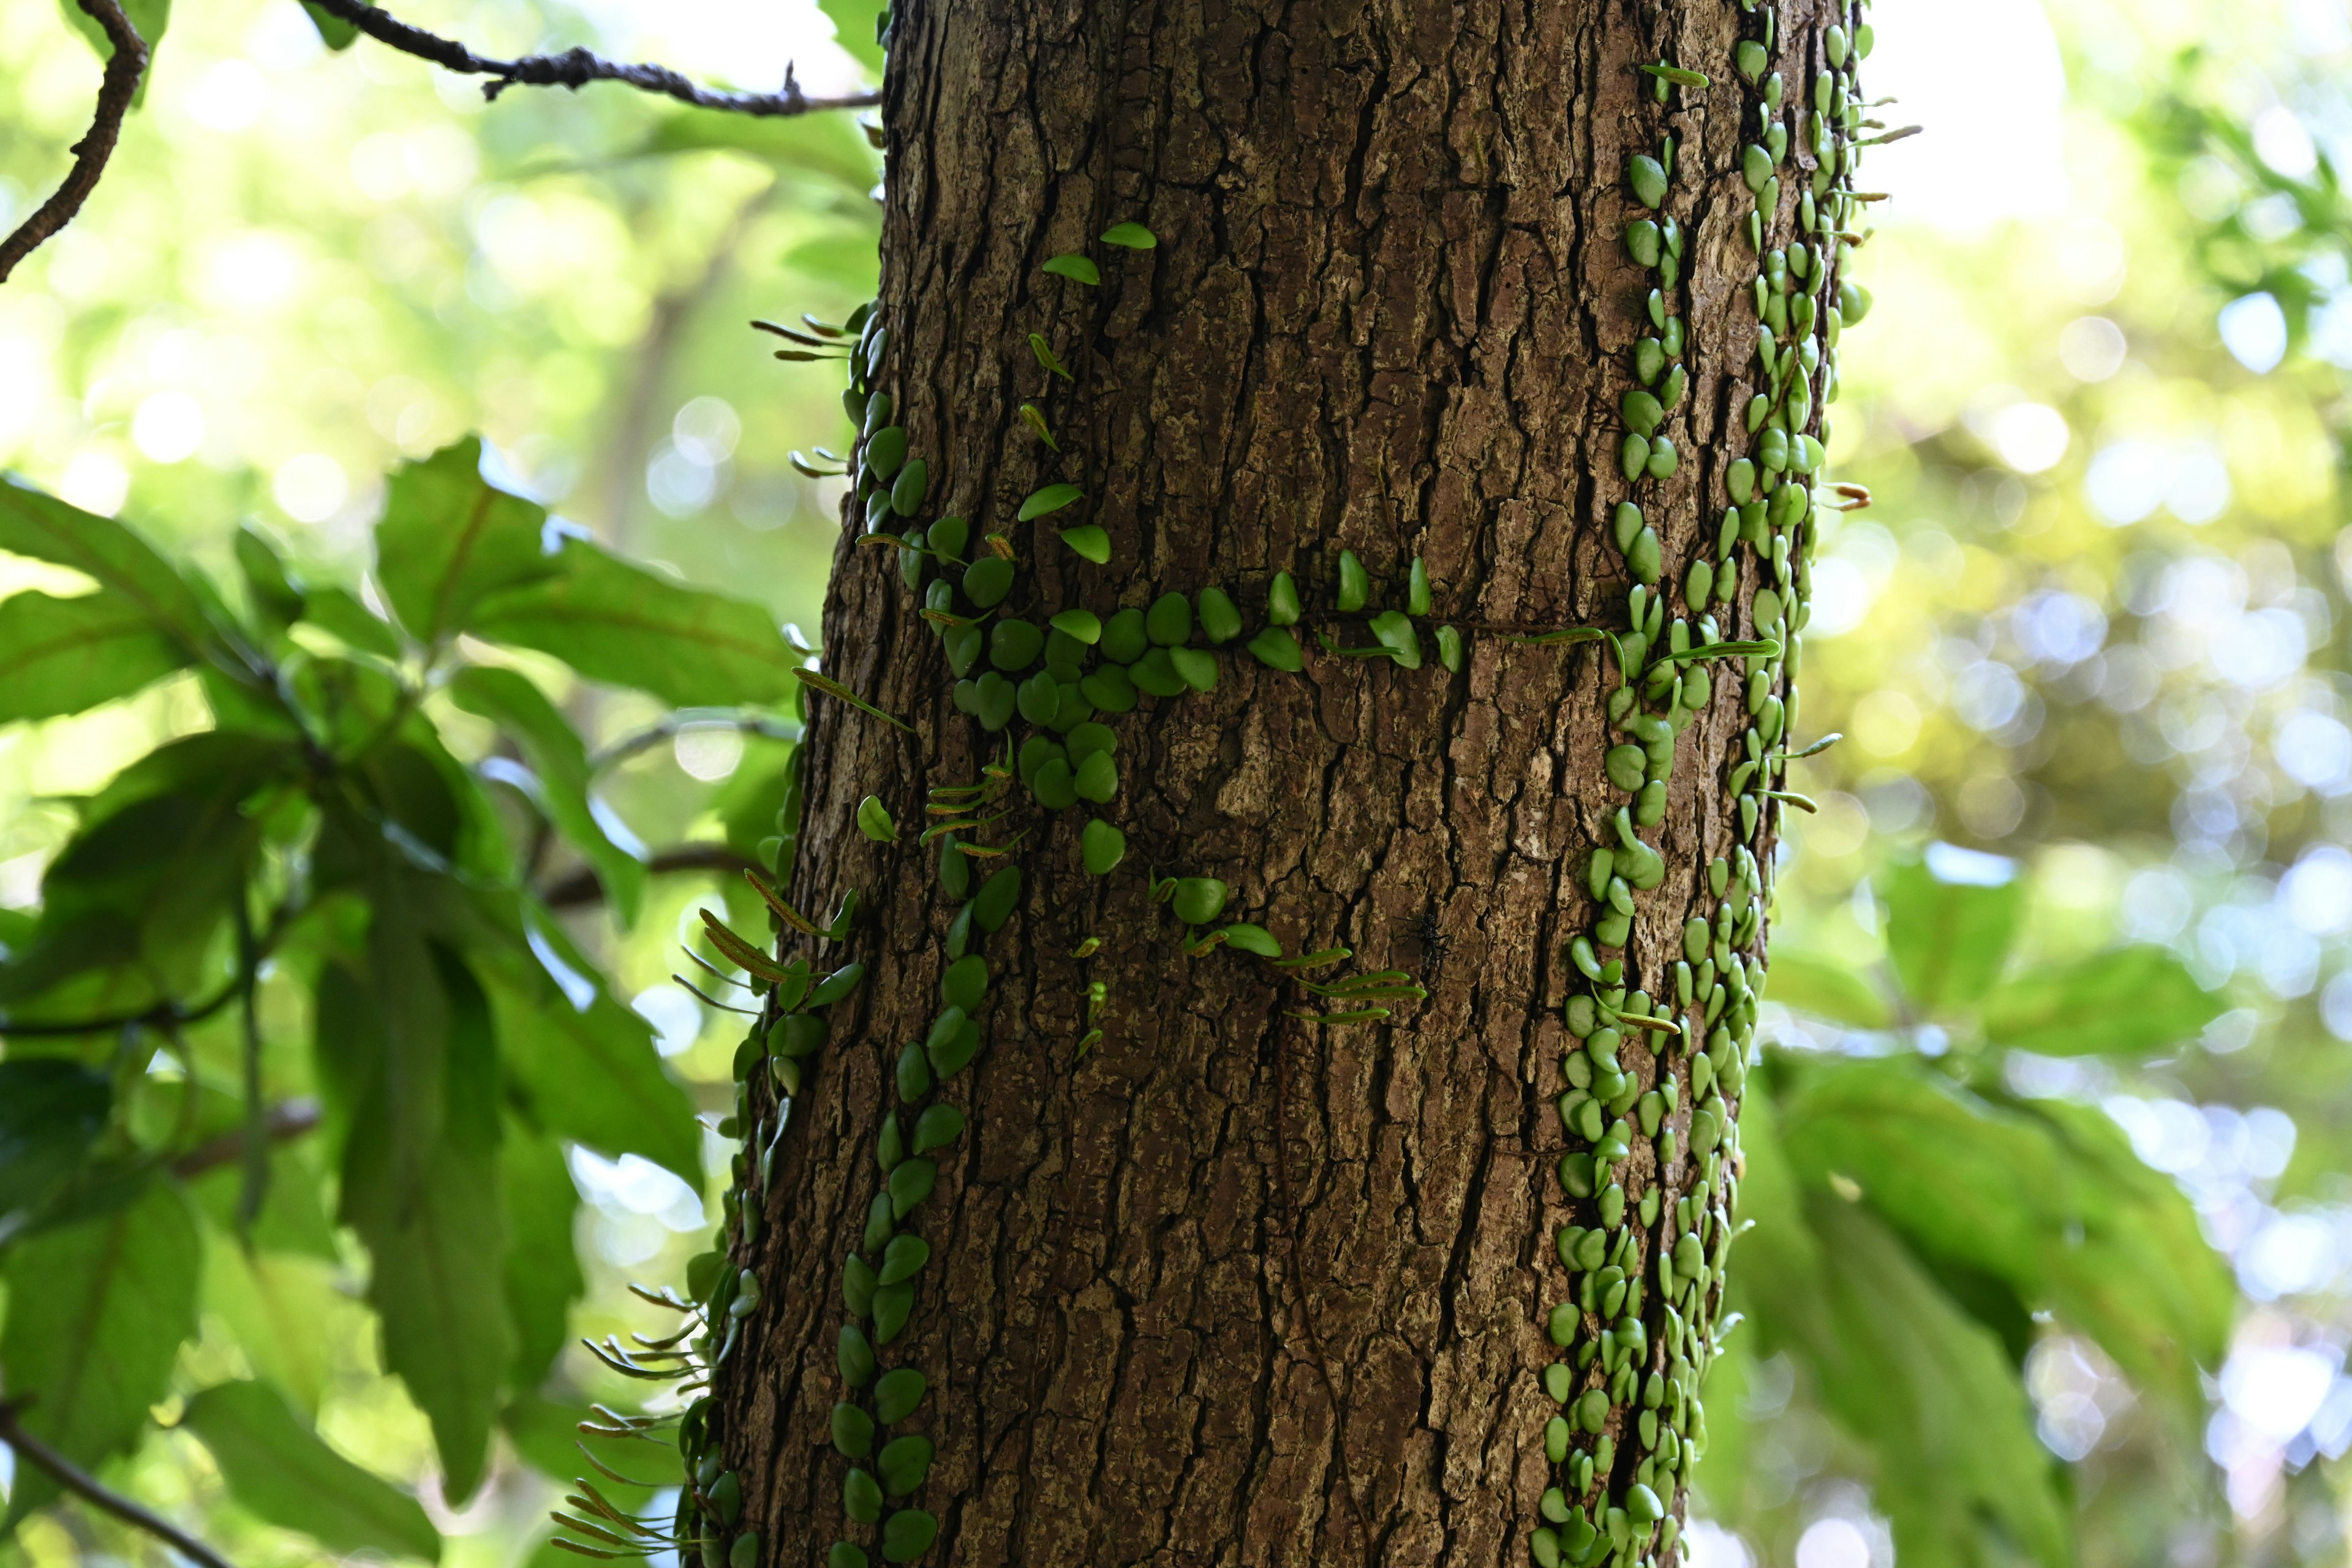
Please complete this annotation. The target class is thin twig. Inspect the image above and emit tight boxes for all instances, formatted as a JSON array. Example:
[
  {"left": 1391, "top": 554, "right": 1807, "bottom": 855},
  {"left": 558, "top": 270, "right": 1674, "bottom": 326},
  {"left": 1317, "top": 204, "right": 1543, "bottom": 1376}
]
[
  {"left": 0, "top": 1403, "right": 238, "bottom": 1568},
  {"left": 303, "top": 0, "right": 881, "bottom": 116},
  {"left": 0, "top": 0, "right": 149, "bottom": 283},
  {"left": 539, "top": 845, "right": 757, "bottom": 909},
  {"left": 171, "top": 1099, "right": 323, "bottom": 1180},
  {"left": 0, "top": 981, "right": 239, "bottom": 1040}
]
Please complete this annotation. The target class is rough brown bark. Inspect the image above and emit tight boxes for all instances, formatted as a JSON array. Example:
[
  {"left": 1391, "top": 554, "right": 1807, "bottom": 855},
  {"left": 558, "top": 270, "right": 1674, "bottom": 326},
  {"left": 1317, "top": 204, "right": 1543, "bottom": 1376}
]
[{"left": 715, "top": 1, "right": 1837, "bottom": 1562}]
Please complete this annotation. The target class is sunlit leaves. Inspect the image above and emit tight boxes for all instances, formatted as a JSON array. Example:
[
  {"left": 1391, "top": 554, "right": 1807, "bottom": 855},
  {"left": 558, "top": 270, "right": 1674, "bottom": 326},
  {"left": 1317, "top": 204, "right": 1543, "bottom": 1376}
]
[
  {"left": 1980, "top": 944, "right": 2223, "bottom": 1057},
  {"left": 0, "top": 477, "right": 215, "bottom": 652},
  {"left": 374, "top": 439, "right": 560, "bottom": 649},
  {"left": 0, "top": 590, "right": 190, "bottom": 722},
  {"left": 1880, "top": 851, "right": 2026, "bottom": 1014},
  {"left": 473, "top": 535, "right": 807, "bottom": 708},
  {"left": 1738, "top": 1094, "right": 2069, "bottom": 1568}
]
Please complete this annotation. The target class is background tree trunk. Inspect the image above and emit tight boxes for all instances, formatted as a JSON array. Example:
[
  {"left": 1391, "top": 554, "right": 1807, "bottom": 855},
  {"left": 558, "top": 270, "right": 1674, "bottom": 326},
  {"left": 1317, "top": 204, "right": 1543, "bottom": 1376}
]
[{"left": 717, "top": 0, "right": 1840, "bottom": 1561}]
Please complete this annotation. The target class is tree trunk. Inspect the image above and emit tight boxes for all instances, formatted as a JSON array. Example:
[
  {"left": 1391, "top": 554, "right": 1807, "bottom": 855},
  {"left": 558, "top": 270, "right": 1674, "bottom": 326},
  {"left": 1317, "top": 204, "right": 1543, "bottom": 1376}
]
[{"left": 705, "top": 0, "right": 1858, "bottom": 1562}]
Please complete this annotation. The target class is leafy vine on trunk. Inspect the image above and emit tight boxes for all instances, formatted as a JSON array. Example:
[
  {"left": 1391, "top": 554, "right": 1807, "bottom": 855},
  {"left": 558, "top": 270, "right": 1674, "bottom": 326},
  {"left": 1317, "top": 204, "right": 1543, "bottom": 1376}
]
[{"left": 562, "top": 1, "right": 1879, "bottom": 1564}]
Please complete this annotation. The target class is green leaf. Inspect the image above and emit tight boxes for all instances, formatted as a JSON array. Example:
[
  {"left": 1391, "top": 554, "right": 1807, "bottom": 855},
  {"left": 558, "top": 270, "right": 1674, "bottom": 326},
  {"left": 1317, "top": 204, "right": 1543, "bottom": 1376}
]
[
  {"left": 298, "top": 0, "right": 359, "bottom": 47},
  {"left": 816, "top": 0, "right": 886, "bottom": 74},
  {"left": 635, "top": 109, "right": 880, "bottom": 201},
  {"left": 1778, "top": 1057, "right": 2233, "bottom": 1430},
  {"left": 0, "top": 1180, "right": 201, "bottom": 1526},
  {"left": 2013, "top": 1096, "right": 2236, "bottom": 1423},
  {"left": 1882, "top": 847, "right": 2026, "bottom": 1015},
  {"left": 185, "top": 1138, "right": 340, "bottom": 1262},
  {"left": 1762, "top": 947, "right": 1893, "bottom": 1028},
  {"left": 480, "top": 906, "right": 704, "bottom": 1187},
  {"left": 502, "top": 1123, "right": 585, "bottom": 1392},
  {"left": 472, "top": 536, "right": 805, "bottom": 708},
  {"left": 181, "top": 1380, "right": 440, "bottom": 1560},
  {"left": 1041, "top": 254, "right": 1099, "bottom": 285},
  {"left": 1980, "top": 944, "right": 2224, "bottom": 1056},
  {"left": 450, "top": 666, "right": 646, "bottom": 922},
  {"left": 0, "top": 589, "right": 192, "bottom": 722},
  {"left": 331, "top": 946, "right": 514, "bottom": 1503},
  {"left": 1738, "top": 1092, "right": 2070, "bottom": 1568},
  {"left": 374, "top": 439, "right": 561, "bottom": 647},
  {"left": 54, "top": 0, "right": 168, "bottom": 104},
  {"left": 0, "top": 1058, "right": 109, "bottom": 1229},
  {"left": 1058, "top": 526, "right": 1110, "bottom": 564},
  {"left": 1100, "top": 221, "right": 1158, "bottom": 249},
  {"left": 1778, "top": 1058, "right": 2060, "bottom": 1289},
  {"left": 1016, "top": 483, "right": 1084, "bottom": 521},
  {"left": 0, "top": 476, "right": 214, "bottom": 650},
  {"left": 1804, "top": 1199, "right": 2072, "bottom": 1568},
  {"left": 199, "top": 1243, "right": 347, "bottom": 1415},
  {"left": 300, "top": 584, "right": 402, "bottom": 659}
]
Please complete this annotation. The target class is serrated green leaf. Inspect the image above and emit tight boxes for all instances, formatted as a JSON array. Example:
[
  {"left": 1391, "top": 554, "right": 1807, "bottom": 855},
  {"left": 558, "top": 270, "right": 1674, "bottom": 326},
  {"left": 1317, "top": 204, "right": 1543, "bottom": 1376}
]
[
  {"left": 1980, "top": 944, "right": 2223, "bottom": 1056},
  {"left": 472, "top": 537, "right": 804, "bottom": 709},
  {"left": 334, "top": 946, "right": 513, "bottom": 1505},
  {"left": 182, "top": 1379, "right": 440, "bottom": 1560},
  {"left": 1762, "top": 947, "right": 1894, "bottom": 1029},
  {"left": 1882, "top": 849, "right": 2026, "bottom": 1016},
  {"left": 374, "top": 439, "right": 560, "bottom": 647},
  {"left": 0, "top": 589, "right": 191, "bottom": 723},
  {"left": 450, "top": 666, "right": 645, "bottom": 923},
  {"left": 2013, "top": 1095, "right": 2236, "bottom": 1423},
  {"left": 0, "top": 1179, "right": 201, "bottom": 1527}
]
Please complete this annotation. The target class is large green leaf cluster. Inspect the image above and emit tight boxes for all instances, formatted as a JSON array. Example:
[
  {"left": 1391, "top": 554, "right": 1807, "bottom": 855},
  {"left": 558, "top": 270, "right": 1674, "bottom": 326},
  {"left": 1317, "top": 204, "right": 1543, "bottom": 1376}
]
[
  {"left": 1737, "top": 851, "right": 2235, "bottom": 1568},
  {"left": 0, "top": 441, "right": 807, "bottom": 1556}
]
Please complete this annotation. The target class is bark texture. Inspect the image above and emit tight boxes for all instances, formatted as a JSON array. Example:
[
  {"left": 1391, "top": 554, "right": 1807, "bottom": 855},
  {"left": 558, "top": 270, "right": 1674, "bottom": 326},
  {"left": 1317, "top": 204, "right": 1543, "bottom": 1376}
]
[{"left": 717, "top": 1, "right": 1833, "bottom": 1562}]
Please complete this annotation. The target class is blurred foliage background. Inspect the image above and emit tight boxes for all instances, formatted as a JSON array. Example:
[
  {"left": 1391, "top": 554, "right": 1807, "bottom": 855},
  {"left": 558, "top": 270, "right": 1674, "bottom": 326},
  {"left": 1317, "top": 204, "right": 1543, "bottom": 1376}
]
[{"left": 6, "top": 0, "right": 2352, "bottom": 1565}]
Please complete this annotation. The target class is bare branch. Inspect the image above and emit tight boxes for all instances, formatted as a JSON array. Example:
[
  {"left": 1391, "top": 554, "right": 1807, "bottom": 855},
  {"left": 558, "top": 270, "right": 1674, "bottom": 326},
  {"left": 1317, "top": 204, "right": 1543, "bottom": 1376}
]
[
  {"left": 0, "top": 1403, "right": 239, "bottom": 1568},
  {"left": 304, "top": 0, "right": 881, "bottom": 117},
  {"left": 540, "top": 845, "right": 757, "bottom": 910},
  {"left": 170, "top": 1098, "right": 323, "bottom": 1181},
  {"left": 0, "top": 0, "right": 149, "bottom": 284}
]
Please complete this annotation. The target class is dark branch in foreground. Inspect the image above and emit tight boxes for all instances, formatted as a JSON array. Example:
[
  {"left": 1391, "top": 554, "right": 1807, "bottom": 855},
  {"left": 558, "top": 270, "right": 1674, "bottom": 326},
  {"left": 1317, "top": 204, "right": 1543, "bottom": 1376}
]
[
  {"left": 0, "top": 1404, "right": 238, "bottom": 1568},
  {"left": 0, "top": 0, "right": 148, "bottom": 284},
  {"left": 540, "top": 845, "right": 757, "bottom": 909},
  {"left": 304, "top": 0, "right": 882, "bottom": 116}
]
